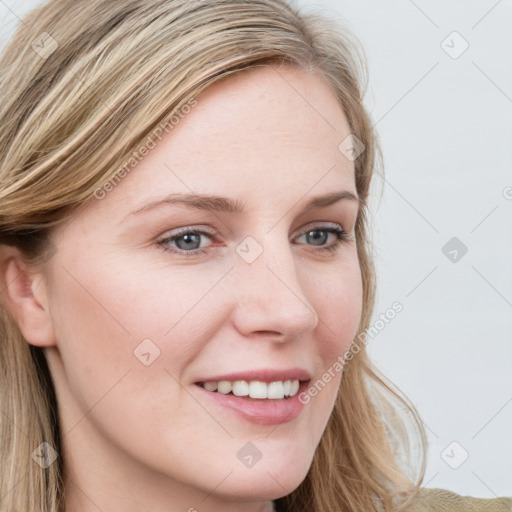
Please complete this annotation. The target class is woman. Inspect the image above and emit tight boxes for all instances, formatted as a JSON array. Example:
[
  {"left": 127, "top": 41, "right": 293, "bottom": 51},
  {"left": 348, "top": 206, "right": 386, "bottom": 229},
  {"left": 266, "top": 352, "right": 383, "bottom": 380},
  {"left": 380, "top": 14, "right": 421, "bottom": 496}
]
[{"left": 0, "top": 1, "right": 509, "bottom": 511}]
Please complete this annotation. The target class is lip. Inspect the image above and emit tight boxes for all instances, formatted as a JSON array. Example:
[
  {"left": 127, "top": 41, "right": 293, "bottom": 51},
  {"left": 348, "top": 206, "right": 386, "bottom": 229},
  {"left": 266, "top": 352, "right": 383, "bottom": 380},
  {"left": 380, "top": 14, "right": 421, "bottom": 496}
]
[
  {"left": 194, "top": 367, "right": 312, "bottom": 383},
  {"left": 194, "top": 379, "right": 310, "bottom": 426}
]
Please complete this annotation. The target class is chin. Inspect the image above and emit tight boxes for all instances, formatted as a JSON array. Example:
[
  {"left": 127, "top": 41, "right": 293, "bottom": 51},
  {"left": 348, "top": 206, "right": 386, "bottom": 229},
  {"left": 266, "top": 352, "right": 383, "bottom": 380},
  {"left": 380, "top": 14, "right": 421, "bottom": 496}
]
[{"left": 210, "top": 450, "right": 313, "bottom": 501}]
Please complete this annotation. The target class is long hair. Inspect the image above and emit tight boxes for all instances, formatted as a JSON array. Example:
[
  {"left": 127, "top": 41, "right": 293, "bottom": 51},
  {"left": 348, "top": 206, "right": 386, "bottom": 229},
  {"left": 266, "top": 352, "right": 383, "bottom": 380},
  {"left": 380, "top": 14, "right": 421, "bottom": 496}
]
[{"left": 0, "top": 1, "right": 427, "bottom": 511}]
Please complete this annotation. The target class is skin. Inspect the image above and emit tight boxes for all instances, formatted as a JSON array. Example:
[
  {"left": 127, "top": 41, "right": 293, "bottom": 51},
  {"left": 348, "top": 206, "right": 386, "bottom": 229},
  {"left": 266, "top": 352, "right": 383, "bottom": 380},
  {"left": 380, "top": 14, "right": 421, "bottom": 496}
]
[{"left": 1, "top": 64, "right": 363, "bottom": 512}]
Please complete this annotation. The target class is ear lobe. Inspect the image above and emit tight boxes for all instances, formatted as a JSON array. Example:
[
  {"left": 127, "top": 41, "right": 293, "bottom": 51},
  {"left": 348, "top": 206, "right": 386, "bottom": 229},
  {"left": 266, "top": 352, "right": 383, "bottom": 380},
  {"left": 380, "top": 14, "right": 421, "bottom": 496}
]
[{"left": 0, "top": 247, "right": 56, "bottom": 348}]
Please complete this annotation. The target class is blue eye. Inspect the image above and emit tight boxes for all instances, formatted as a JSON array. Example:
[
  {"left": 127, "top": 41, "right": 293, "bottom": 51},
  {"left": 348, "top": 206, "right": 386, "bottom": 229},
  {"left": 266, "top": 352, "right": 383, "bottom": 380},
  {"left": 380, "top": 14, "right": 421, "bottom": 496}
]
[
  {"left": 157, "top": 225, "right": 353, "bottom": 257},
  {"left": 158, "top": 228, "right": 214, "bottom": 256},
  {"left": 294, "top": 226, "right": 351, "bottom": 254}
]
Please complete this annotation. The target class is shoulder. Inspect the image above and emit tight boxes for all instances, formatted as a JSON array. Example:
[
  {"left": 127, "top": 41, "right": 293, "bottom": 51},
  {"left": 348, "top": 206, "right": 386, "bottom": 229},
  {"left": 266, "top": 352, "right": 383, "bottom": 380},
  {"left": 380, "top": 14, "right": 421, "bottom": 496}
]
[{"left": 402, "top": 488, "right": 512, "bottom": 512}]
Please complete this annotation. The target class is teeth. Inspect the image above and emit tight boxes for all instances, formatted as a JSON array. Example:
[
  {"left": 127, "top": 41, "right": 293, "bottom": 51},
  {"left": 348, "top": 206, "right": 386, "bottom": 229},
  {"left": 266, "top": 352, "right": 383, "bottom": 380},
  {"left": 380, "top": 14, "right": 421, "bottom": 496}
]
[
  {"left": 217, "top": 381, "right": 232, "bottom": 394},
  {"left": 203, "top": 381, "right": 218, "bottom": 392},
  {"left": 267, "top": 381, "right": 284, "bottom": 399},
  {"left": 232, "top": 380, "right": 249, "bottom": 396},
  {"left": 249, "top": 381, "right": 267, "bottom": 399},
  {"left": 200, "top": 379, "right": 301, "bottom": 399}
]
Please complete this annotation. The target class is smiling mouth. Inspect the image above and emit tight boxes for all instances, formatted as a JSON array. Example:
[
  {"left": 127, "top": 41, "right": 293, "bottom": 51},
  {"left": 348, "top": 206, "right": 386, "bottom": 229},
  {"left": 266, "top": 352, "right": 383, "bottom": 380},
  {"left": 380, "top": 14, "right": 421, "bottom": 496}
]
[{"left": 195, "top": 379, "right": 307, "bottom": 400}]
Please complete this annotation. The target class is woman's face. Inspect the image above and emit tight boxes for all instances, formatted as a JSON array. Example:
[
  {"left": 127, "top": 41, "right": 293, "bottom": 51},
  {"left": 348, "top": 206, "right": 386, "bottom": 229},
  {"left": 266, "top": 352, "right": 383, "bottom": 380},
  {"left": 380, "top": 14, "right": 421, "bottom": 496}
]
[{"left": 39, "top": 64, "right": 363, "bottom": 510}]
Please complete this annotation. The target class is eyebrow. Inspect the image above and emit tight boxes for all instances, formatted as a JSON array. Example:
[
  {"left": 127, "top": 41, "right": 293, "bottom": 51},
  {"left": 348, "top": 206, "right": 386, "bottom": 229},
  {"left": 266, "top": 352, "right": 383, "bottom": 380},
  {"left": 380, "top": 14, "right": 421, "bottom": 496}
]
[{"left": 126, "top": 190, "right": 359, "bottom": 219}]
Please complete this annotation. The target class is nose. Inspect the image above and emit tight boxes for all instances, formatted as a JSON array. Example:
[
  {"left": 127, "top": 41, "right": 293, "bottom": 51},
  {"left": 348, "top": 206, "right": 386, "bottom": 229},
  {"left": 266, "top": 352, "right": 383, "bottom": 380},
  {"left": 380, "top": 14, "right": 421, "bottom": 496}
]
[{"left": 230, "top": 234, "right": 319, "bottom": 342}]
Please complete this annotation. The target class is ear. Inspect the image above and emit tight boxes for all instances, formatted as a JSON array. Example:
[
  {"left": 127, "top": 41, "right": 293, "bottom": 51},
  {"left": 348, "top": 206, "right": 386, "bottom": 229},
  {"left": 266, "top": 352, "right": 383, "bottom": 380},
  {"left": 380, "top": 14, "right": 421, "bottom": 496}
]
[{"left": 0, "top": 245, "right": 56, "bottom": 347}]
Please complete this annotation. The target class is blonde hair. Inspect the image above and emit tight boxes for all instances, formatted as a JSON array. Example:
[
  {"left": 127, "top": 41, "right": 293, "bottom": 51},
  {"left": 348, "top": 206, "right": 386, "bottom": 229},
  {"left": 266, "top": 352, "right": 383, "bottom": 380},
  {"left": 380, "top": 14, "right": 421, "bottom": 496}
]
[{"left": 0, "top": 1, "right": 427, "bottom": 511}]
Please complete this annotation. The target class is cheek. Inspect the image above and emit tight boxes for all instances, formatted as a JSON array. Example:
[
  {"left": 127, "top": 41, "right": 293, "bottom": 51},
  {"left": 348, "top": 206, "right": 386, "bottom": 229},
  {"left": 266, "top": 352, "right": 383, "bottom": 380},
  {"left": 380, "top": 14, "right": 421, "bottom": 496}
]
[
  {"left": 311, "top": 257, "right": 363, "bottom": 361},
  {"left": 306, "top": 257, "right": 362, "bottom": 412},
  {"left": 47, "top": 256, "right": 235, "bottom": 471},
  {"left": 283, "top": 255, "right": 362, "bottom": 435},
  {"left": 48, "top": 253, "right": 231, "bottom": 400}
]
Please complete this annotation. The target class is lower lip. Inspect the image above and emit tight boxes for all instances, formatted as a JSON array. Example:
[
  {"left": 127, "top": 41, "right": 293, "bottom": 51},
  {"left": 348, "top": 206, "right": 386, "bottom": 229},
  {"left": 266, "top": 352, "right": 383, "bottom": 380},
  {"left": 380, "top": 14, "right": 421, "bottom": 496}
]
[{"left": 194, "top": 381, "right": 309, "bottom": 426}]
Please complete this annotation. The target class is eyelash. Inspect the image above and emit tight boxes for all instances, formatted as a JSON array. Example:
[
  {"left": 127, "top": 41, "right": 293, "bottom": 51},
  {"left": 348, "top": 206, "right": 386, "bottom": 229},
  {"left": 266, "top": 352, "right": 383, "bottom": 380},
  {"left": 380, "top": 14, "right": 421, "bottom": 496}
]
[{"left": 157, "top": 224, "right": 353, "bottom": 257}]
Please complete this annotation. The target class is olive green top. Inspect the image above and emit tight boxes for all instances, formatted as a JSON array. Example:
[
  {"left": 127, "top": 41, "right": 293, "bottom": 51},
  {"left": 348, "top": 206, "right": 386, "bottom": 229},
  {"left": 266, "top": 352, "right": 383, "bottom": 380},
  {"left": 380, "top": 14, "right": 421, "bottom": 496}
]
[
  {"left": 404, "top": 488, "right": 512, "bottom": 511},
  {"left": 271, "top": 487, "right": 512, "bottom": 511}
]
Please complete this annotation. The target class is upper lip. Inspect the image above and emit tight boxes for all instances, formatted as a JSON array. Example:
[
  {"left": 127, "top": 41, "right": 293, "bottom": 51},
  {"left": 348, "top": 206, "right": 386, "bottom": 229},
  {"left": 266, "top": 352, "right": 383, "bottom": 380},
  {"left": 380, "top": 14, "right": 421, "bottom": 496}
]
[{"left": 195, "top": 368, "right": 312, "bottom": 384}]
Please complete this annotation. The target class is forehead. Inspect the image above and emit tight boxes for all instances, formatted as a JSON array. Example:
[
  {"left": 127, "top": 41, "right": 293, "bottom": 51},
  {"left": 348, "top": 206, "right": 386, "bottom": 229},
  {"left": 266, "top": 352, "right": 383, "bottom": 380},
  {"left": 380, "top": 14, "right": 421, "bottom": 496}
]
[{"left": 90, "top": 64, "right": 356, "bottom": 220}]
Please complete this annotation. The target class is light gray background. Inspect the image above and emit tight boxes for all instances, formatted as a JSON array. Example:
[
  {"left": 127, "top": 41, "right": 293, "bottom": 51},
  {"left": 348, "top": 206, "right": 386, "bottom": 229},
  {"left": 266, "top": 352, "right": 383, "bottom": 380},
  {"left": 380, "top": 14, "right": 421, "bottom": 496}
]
[{"left": 1, "top": 0, "right": 511, "bottom": 499}]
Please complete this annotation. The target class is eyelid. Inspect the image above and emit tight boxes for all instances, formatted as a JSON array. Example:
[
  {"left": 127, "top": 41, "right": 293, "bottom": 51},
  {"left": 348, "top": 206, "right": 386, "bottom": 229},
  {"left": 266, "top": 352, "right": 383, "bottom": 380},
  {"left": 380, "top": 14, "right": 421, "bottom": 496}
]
[
  {"left": 158, "top": 221, "right": 344, "bottom": 242},
  {"left": 160, "top": 224, "right": 216, "bottom": 238},
  {"left": 293, "top": 221, "right": 343, "bottom": 236}
]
